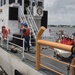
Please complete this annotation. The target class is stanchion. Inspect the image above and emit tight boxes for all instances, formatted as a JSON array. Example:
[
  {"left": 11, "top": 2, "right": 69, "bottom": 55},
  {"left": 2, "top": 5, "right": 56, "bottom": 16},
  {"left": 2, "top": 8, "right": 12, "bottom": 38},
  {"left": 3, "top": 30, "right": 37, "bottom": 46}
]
[
  {"left": 70, "top": 58, "right": 75, "bottom": 75},
  {"left": 7, "top": 36, "right": 9, "bottom": 51},
  {"left": 22, "top": 38, "right": 25, "bottom": 61},
  {"left": 1, "top": 37, "right": 3, "bottom": 47},
  {"left": 36, "top": 26, "right": 46, "bottom": 70}
]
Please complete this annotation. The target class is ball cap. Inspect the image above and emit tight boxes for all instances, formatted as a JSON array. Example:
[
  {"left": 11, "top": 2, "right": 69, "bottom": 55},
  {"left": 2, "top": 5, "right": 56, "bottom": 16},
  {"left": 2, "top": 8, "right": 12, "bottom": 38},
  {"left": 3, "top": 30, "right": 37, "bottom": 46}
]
[{"left": 21, "top": 22, "right": 27, "bottom": 26}]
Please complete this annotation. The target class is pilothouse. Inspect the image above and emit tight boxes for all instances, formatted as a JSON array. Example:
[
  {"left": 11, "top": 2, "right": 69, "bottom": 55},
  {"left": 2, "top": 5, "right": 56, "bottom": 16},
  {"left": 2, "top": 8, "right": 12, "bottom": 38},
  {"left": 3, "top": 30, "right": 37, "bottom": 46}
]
[
  {"left": 0, "top": 0, "right": 47, "bottom": 35},
  {"left": 0, "top": 0, "right": 49, "bottom": 75}
]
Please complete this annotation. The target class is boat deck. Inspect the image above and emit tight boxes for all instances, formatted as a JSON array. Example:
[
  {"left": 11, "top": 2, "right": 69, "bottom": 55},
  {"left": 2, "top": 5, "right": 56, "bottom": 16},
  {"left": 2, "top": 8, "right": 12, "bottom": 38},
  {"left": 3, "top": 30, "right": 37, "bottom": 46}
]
[{"left": 0, "top": 40, "right": 71, "bottom": 75}]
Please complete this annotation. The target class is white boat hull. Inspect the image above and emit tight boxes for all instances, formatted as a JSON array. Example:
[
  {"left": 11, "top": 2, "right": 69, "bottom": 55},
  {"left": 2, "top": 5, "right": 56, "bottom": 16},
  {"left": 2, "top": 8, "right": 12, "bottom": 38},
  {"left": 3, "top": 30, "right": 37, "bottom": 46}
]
[{"left": 54, "top": 48, "right": 71, "bottom": 58}]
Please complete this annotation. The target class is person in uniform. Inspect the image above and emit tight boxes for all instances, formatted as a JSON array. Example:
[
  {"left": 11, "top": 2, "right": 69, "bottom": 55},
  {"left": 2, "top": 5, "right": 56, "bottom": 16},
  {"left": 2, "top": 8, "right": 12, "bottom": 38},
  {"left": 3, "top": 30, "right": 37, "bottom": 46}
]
[
  {"left": 20, "top": 21, "right": 27, "bottom": 34},
  {"left": 22, "top": 24, "right": 30, "bottom": 51},
  {"left": 1, "top": 26, "right": 8, "bottom": 40},
  {"left": 1, "top": 26, "right": 9, "bottom": 46}
]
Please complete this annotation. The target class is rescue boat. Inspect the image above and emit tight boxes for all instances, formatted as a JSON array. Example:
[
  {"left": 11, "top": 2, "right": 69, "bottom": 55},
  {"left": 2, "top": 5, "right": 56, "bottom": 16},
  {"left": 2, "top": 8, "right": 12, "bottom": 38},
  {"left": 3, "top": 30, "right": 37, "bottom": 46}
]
[{"left": 0, "top": 0, "right": 75, "bottom": 75}]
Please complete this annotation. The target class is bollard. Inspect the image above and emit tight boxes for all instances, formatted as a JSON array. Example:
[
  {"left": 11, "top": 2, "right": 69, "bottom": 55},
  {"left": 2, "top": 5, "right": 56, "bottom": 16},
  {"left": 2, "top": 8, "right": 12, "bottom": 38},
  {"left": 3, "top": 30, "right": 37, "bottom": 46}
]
[{"left": 70, "top": 58, "right": 75, "bottom": 75}]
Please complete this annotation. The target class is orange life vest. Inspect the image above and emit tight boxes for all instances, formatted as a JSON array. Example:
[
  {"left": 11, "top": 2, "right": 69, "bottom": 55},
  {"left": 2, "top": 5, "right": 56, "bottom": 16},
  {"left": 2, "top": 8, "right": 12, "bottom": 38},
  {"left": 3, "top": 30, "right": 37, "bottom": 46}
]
[
  {"left": 60, "top": 37, "right": 68, "bottom": 44},
  {"left": 66, "top": 40, "right": 74, "bottom": 45},
  {"left": 23, "top": 28, "right": 30, "bottom": 36},
  {"left": 2, "top": 29, "right": 9, "bottom": 38}
]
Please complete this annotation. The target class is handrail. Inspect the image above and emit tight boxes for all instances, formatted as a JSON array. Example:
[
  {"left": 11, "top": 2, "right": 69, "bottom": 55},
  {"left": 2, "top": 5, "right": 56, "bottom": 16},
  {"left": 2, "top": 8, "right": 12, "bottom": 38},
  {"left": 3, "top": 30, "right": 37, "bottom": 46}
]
[
  {"left": 8, "top": 42, "right": 22, "bottom": 49},
  {"left": 40, "top": 54, "right": 75, "bottom": 68},
  {"left": 25, "top": 15, "right": 36, "bottom": 38},
  {"left": 8, "top": 35, "right": 23, "bottom": 40},
  {"left": 37, "top": 40, "right": 72, "bottom": 51},
  {"left": 40, "top": 64, "right": 64, "bottom": 75},
  {"left": 70, "top": 58, "right": 75, "bottom": 75},
  {"left": 19, "top": 7, "right": 28, "bottom": 25},
  {"left": 3, "top": 34, "right": 25, "bottom": 60},
  {"left": 25, "top": 10, "right": 36, "bottom": 39},
  {"left": 26, "top": 7, "right": 38, "bottom": 32},
  {"left": 10, "top": 35, "right": 25, "bottom": 60},
  {"left": 36, "top": 26, "right": 75, "bottom": 75}
]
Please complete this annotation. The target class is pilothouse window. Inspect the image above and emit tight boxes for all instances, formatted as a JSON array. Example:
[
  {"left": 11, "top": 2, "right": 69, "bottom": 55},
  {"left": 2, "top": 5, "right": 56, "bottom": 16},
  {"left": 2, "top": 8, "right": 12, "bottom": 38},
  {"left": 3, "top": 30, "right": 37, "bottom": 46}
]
[
  {"left": 38, "top": 1, "right": 43, "bottom": 7},
  {"left": 9, "top": 7, "right": 18, "bottom": 20},
  {"left": 9, "top": 0, "right": 15, "bottom": 4},
  {"left": 4, "top": 0, "right": 6, "bottom": 5},
  {"left": 1, "top": 0, "right": 2, "bottom": 6},
  {"left": 32, "top": 2, "right": 35, "bottom": 6},
  {"left": 18, "top": 0, "right": 22, "bottom": 5}
]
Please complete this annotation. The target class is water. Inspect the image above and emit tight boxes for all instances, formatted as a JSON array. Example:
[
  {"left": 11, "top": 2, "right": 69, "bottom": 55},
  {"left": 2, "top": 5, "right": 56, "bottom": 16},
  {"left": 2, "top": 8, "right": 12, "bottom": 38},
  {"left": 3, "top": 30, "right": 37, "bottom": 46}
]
[
  {"left": 48, "top": 27, "right": 75, "bottom": 35},
  {"left": 42, "top": 27, "right": 75, "bottom": 41}
]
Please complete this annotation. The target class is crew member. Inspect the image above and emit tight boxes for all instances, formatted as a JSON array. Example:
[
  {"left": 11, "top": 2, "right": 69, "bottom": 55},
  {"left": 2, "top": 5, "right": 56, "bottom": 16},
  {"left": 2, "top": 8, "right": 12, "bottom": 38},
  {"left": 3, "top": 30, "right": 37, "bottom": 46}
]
[
  {"left": 22, "top": 24, "right": 30, "bottom": 51},
  {"left": 71, "top": 32, "right": 75, "bottom": 57},
  {"left": 60, "top": 35, "right": 68, "bottom": 44},
  {"left": 1, "top": 26, "right": 9, "bottom": 46},
  {"left": 20, "top": 21, "right": 27, "bottom": 33},
  {"left": 72, "top": 33, "right": 75, "bottom": 45},
  {"left": 1, "top": 26, "right": 8, "bottom": 40}
]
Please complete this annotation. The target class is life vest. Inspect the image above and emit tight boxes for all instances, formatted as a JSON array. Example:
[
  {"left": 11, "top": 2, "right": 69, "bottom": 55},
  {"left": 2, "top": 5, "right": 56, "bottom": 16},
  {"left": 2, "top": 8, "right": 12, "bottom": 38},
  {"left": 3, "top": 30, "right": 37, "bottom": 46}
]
[
  {"left": 66, "top": 40, "right": 74, "bottom": 45},
  {"left": 2, "top": 29, "right": 9, "bottom": 38},
  {"left": 60, "top": 37, "right": 68, "bottom": 44},
  {"left": 60, "top": 37, "right": 74, "bottom": 45},
  {"left": 23, "top": 28, "right": 30, "bottom": 36}
]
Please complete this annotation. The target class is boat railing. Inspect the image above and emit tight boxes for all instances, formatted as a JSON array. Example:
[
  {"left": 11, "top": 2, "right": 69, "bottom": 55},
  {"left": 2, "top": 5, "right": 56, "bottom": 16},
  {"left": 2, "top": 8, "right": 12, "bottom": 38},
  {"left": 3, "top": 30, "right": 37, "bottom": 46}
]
[
  {"left": 0, "top": 34, "right": 25, "bottom": 61},
  {"left": 36, "top": 26, "right": 75, "bottom": 75}
]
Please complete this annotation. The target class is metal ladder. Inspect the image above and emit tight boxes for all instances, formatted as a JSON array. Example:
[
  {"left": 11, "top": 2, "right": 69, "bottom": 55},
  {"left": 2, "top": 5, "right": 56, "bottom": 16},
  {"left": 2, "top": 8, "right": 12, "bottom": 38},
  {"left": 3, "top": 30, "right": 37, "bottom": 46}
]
[
  {"left": 19, "top": 6, "right": 38, "bottom": 39},
  {"left": 26, "top": 7, "right": 38, "bottom": 34}
]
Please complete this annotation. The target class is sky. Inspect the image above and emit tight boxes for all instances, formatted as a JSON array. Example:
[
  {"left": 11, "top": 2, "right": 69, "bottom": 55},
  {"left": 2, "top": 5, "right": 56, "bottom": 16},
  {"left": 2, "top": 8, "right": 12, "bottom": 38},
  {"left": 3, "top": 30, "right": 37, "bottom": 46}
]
[{"left": 44, "top": 0, "right": 75, "bottom": 25}]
